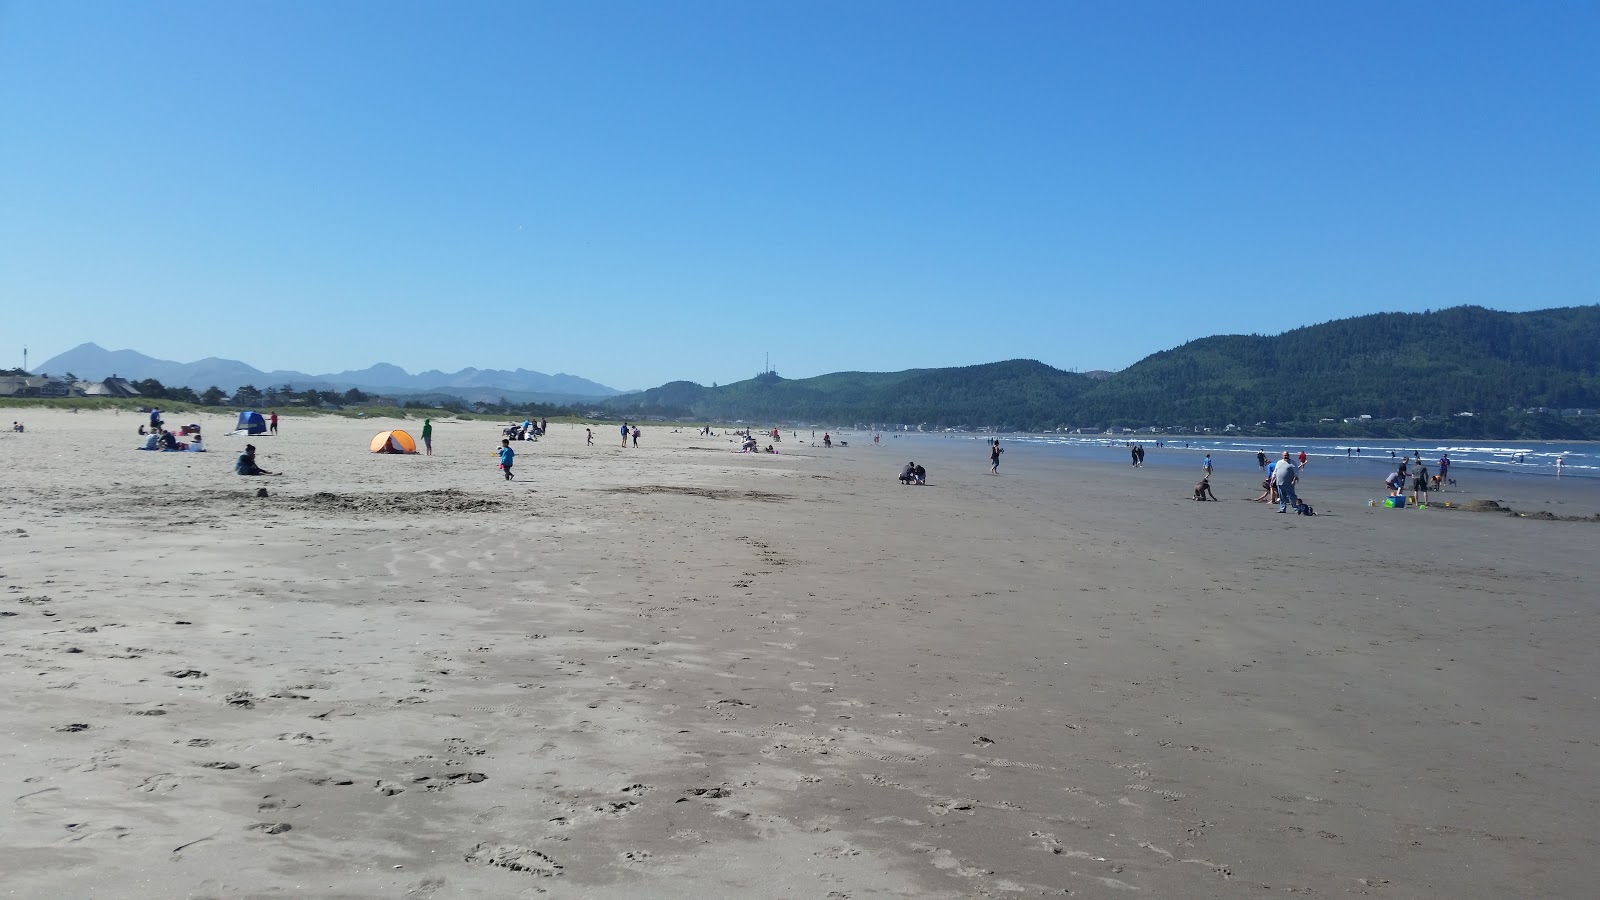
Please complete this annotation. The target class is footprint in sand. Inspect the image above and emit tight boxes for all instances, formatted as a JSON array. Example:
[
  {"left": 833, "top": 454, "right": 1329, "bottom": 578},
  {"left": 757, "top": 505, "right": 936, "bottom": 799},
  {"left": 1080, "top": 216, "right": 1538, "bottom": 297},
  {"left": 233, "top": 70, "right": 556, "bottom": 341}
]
[
  {"left": 137, "top": 774, "right": 185, "bottom": 794},
  {"left": 403, "top": 877, "right": 446, "bottom": 898},
  {"left": 466, "top": 843, "right": 563, "bottom": 876},
  {"left": 245, "top": 822, "right": 292, "bottom": 835}
]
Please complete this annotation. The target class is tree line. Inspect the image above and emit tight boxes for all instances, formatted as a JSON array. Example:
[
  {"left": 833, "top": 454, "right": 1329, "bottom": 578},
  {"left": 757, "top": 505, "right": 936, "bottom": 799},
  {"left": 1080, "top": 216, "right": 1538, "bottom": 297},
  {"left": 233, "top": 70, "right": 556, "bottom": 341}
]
[{"left": 608, "top": 305, "right": 1600, "bottom": 436}]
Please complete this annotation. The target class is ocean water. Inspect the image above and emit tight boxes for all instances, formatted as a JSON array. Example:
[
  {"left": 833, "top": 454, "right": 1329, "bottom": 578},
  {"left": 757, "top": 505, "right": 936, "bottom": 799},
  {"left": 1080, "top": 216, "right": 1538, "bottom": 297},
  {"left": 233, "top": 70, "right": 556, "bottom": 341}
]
[{"left": 852, "top": 432, "right": 1596, "bottom": 480}]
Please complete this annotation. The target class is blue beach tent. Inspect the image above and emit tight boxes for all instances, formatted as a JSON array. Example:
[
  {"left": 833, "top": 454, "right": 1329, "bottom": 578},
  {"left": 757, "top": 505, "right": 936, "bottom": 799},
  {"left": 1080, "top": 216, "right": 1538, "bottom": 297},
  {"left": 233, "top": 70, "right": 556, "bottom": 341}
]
[{"left": 236, "top": 410, "right": 267, "bottom": 435}]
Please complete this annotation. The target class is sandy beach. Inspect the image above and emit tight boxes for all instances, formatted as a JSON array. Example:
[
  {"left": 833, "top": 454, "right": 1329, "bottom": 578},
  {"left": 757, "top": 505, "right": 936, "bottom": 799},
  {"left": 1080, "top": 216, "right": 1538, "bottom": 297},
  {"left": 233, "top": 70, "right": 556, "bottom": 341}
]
[{"left": 2, "top": 409, "right": 1597, "bottom": 898}]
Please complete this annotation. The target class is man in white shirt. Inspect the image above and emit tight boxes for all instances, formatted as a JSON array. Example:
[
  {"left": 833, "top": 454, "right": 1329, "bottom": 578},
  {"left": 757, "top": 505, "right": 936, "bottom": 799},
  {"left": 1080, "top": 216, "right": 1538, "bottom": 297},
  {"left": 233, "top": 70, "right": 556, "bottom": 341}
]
[{"left": 1274, "top": 452, "right": 1299, "bottom": 514}]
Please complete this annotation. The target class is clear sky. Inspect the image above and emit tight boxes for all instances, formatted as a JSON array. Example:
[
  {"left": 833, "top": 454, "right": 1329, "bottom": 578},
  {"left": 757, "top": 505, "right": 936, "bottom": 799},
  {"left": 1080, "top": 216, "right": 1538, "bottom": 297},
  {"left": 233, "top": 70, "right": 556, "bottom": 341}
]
[{"left": 2, "top": 2, "right": 1595, "bottom": 390}]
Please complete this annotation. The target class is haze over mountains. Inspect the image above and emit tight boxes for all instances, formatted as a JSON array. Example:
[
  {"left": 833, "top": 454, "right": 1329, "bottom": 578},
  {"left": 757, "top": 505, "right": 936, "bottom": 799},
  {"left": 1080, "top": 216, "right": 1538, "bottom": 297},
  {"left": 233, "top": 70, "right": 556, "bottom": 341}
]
[{"left": 37, "top": 343, "right": 621, "bottom": 404}]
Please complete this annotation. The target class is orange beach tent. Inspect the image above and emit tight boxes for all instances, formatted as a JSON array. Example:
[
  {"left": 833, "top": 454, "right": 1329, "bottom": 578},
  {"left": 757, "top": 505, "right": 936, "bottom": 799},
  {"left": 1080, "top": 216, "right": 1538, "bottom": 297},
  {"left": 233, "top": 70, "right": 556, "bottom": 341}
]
[{"left": 370, "top": 430, "right": 417, "bottom": 454}]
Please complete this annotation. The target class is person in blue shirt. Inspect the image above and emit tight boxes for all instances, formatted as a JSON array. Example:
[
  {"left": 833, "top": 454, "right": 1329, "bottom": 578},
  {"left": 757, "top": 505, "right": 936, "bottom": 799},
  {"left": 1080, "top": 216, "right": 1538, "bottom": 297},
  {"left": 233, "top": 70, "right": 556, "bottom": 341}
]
[{"left": 497, "top": 439, "right": 515, "bottom": 480}]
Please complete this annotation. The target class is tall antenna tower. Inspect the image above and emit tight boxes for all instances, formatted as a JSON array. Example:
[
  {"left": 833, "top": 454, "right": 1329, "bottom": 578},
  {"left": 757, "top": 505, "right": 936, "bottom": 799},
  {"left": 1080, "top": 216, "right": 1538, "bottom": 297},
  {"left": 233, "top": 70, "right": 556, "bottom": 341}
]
[{"left": 22, "top": 346, "right": 27, "bottom": 373}]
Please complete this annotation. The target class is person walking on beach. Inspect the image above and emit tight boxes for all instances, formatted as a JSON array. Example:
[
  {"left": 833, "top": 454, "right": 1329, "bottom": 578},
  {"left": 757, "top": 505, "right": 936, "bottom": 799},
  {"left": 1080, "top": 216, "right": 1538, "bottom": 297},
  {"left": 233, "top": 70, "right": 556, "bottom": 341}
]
[
  {"left": 497, "top": 439, "right": 515, "bottom": 480},
  {"left": 1273, "top": 451, "right": 1299, "bottom": 513},
  {"left": 269, "top": 411, "right": 279, "bottom": 435},
  {"left": 421, "top": 417, "right": 433, "bottom": 456},
  {"left": 1257, "top": 450, "right": 1267, "bottom": 471},
  {"left": 1131, "top": 445, "right": 1140, "bottom": 467},
  {"left": 631, "top": 425, "right": 641, "bottom": 448},
  {"left": 1203, "top": 454, "right": 1213, "bottom": 478},
  {"left": 586, "top": 428, "right": 593, "bottom": 446},
  {"left": 1297, "top": 449, "right": 1308, "bottom": 469},
  {"left": 990, "top": 440, "right": 1004, "bottom": 474}
]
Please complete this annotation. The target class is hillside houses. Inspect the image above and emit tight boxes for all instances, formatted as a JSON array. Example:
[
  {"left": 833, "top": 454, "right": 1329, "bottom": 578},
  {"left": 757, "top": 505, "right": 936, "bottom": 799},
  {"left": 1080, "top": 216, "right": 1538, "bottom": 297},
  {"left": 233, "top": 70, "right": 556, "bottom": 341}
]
[{"left": 0, "top": 374, "right": 142, "bottom": 398}]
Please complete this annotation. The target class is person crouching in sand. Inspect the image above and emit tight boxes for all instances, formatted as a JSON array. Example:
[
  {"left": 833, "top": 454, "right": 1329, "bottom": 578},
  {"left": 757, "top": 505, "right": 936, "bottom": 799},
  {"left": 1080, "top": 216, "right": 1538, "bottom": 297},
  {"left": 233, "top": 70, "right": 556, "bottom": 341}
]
[
  {"left": 1194, "top": 476, "right": 1218, "bottom": 501},
  {"left": 235, "top": 444, "right": 277, "bottom": 476}
]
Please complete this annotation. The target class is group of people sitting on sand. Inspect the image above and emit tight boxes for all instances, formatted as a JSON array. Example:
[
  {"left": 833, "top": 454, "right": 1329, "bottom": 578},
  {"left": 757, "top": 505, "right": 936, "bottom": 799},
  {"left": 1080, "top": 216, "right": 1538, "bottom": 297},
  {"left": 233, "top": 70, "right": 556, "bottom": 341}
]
[
  {"left": 898, "top": 461, "right": 927, "bottom": 485},
  {"left": 738, "top": 432, "right": 778, "bottom": 454},
  {"left": 138, "top": 426, "right": 203, "bottom": 452},
  {"left": 504, "top": 418, "right": 546, "bottom": 441}
]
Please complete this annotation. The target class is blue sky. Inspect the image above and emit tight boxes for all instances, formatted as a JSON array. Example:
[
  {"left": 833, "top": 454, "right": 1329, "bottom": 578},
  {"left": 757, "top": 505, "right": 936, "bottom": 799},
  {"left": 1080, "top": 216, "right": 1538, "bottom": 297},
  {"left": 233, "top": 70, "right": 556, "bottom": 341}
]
[{"left": 2, "top": 2, "right": 1595, "bottom": 390}]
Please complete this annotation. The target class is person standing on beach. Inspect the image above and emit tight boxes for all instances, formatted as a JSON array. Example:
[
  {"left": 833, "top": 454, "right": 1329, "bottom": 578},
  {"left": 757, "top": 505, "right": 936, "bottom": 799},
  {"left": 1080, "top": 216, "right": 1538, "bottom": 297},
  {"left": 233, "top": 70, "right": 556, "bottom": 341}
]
[
  {"left": 621, "top": 423, "right": 629, "bottom": 446},
  {"left": 1273, "top": 451, "right": 1299, "bottom": 513},
  {"left": 1131, "top": 446, "right": 1140, "bottom": 467},
  {"left": 269, "top": 411, "right": 279, "bottom": 435},
  {"left": 631, "top": 425, "right": 641, "bottom": 448},
  {"left": 1556, "top": 456, "right": 1565, "bottom": 476},
  {"left": 1203, "top": 454, "right": 1213, "bottom": 478},
  {"left": 1412, "top": 463, "right": 1430, "bottom": 506},
  {"left": 421, "top": 418, "right": 433, "bottom": 456},
  {"left": 497, "top": 439, "right": 515, "bottom": 480},
  {"left": 1298, "top": 450, "right": 1308, "bottom": 469},
  {"left": 991, "top": 440, "right": 1004, "bottom": 474},
  {"left": 1258, "top": 450, "right": 1267, "bottom": 471}
]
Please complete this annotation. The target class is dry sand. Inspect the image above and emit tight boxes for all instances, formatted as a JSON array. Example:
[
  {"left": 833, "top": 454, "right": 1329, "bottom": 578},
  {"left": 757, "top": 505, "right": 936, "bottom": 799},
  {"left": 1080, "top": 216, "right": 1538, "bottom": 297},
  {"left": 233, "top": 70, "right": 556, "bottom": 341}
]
[{"left": 2, "top": 410, "right": 1597, "bottom": 898}]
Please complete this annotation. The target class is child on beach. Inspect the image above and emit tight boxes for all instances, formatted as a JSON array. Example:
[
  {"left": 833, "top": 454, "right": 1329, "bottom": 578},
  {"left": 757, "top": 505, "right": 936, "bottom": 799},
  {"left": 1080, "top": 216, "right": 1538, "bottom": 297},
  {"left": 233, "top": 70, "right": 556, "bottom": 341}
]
[{"left": 497, "top": 439, "right": 515, "bottom": 480}]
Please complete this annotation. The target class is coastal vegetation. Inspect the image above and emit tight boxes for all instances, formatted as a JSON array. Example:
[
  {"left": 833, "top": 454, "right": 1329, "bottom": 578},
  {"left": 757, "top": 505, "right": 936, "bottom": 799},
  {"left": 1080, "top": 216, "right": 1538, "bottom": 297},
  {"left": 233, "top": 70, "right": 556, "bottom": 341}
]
[
  {"left": 11, "top": 306, "right": 1597, "bottom": 438},
  {"left": 608, "top": 306, "right": 1600, "bottom": 438}
]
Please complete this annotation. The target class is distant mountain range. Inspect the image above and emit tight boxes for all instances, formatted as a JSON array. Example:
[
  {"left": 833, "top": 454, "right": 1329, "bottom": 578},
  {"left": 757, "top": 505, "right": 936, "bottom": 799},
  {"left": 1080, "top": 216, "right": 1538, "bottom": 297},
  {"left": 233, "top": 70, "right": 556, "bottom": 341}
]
[
  {"left": 36, "top": 343, "right": 620, "bottom": 404},
  {"left": 607, "top": 305, "right": 1600, "bottom": 438}
]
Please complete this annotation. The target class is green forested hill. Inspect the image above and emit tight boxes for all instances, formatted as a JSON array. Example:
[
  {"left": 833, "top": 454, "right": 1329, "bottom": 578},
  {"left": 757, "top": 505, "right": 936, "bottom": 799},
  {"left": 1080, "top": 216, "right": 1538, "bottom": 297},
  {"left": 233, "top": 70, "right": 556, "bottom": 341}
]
[
  {"left": 608, "top": 306, "right": 1600, "bottom": 435},
  {"left": 608, "top": 360, "right": 1096, "bottom": 429},
  {"left": 1077, "top": 305, "right": 1600, "bottom": 426}
]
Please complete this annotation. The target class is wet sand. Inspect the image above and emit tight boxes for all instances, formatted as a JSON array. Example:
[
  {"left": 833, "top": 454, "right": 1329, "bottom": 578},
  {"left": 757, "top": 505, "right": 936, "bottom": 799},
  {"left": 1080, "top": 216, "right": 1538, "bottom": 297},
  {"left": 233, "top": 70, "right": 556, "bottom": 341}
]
[{"left": 2, "top": 411, "right": 1597, "bottom": 897}]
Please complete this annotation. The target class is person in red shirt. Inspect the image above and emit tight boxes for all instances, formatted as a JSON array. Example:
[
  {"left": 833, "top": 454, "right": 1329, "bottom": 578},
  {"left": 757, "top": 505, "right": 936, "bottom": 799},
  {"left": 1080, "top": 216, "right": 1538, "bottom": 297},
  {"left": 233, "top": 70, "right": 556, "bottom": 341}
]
[{"left": 269, "top": 411, "right": 279, "bottom": 435}]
